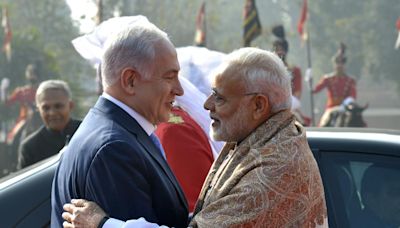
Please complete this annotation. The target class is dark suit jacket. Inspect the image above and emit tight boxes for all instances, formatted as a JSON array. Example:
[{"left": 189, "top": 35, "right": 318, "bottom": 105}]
[
  {"left": 17, "top": 119, "right": 81, "bottom": 169},
  {"left": 51, "top": 97, "right": 188, "bottom": 227}
]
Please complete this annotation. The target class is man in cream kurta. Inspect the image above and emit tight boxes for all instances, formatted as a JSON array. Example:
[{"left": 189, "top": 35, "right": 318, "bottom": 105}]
[{"left": 62, "top": 48, "right": 328, "bottom": 228}]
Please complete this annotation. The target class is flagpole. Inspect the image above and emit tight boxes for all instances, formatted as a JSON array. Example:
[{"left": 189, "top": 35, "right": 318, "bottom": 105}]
[
  {"left": 204, "top": 2, "right": 207, "bottom": 47},
  {"left": 95, "top": 0, "right": 103, "bottom": 25},
  {"left": 306, "top": 30, "right": 316, "bottom": 126}
]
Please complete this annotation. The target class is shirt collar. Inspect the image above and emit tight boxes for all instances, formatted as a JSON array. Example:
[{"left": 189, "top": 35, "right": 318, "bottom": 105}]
[{"left": 102, "top": 92, "right": 155, "bottom": 136}]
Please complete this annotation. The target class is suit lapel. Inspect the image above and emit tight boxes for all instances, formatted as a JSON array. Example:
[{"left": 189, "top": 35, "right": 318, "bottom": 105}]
[
  {"left": 94, "top": 97, "right": 188, "bottom": 210},
  {"left": 136, "top": 132, "right": 188, "bottom": 208}
]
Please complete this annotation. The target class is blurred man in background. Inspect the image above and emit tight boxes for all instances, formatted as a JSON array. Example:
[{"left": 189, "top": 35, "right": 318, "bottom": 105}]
[{"left": 17, "top": 80, "right": 80, "bottom": 169}]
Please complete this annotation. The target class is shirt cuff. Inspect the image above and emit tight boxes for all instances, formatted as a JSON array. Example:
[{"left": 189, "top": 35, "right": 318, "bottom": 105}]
[{"left": 103, "top": 218, "right": 125, "bottom": 228}]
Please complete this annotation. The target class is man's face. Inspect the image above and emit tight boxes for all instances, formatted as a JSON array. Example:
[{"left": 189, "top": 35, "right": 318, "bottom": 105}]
[
  {"left": 37, "top": 89, "right": 73, "bottom": 132},
  {"left": 134, "top": 41, "right": 183, "bottom": 125},
  {"left": 204, "top": 69, "right": 254, "bottom": 142},
  {"left": 334, "top": 61, "right": 345, "bottom": 73}
]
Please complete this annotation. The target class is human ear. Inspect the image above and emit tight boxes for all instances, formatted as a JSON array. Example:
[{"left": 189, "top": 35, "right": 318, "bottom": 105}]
[
  {"left": 252, "top": 95, "right": 270, "bottom": 120},
  {"left": 69, "top": 101, "right": 74, "bottom": 110},
  {"left": 121, "top": 68, "right": 138, "bottom": 95}
]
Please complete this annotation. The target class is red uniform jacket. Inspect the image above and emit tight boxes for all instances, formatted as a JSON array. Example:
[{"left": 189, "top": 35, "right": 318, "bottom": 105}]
[
  {"left": 155, "top": 107, "right": 214, "bottom": 212},
  {"left": 313, "top": 74, "right": 356, "bottom": 108},
  {"left": 6, "top": 85, "right": 37, "bottom": 143}
]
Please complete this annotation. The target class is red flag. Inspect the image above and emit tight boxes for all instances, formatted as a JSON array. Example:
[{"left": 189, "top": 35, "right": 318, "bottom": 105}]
[
  {"left": 297, "top": 0, "right": 308, "bottom": 41},
  {"left": 1, "top": 7, "right": 12, "bottom": 61},
  {"left": 395, "top": 17, "right": 400, "bottom": 50},
  {"left": 194, "top": 2, "right": 206, "bottom": 47}
]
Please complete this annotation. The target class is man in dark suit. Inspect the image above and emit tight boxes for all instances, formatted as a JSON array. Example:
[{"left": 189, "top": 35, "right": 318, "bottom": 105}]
[
  {"left": 17, "top": 80, "right": 81, "bottom": 169},
  {"left": 50, "top": 20, "right": 188, "bottom": 227}
]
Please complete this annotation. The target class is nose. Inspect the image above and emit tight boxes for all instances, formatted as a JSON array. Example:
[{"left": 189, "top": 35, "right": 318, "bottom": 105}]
[
  {"left": 174, "top": 79, "right": 184, "bottom": 96},
  {"left": 47, "top": 107, "right": 57, "bottom": 115},
  {"left": 203, "top": 94, "right": 214, "bottom": 111}
]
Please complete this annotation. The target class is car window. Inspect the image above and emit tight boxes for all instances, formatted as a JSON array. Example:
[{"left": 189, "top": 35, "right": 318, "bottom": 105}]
[{"left": 320, "top": 152, "right": 400, "bottom": 228}]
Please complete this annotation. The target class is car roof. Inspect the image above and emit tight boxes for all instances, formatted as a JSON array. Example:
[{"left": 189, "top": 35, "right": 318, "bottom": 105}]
[{"left": 306, "top": 127, "right": 400, "bottom": 156}]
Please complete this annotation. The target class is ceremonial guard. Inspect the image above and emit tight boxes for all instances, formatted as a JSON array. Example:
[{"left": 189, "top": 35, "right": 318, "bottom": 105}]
[
  {"left": 313, "top": 43, "right": 357, "bottom": 125},
  {"left": 313, "top": 43, "right": 357, "bottom": 108},
  {"left": 272, "top": 25, "right": 311, "bottom": 126},
  {"left": 272, "top": 25, "right": 303, "bottom": 99},
  {"left": 5, "top": 64, "right": 40, "bottom": 144}
]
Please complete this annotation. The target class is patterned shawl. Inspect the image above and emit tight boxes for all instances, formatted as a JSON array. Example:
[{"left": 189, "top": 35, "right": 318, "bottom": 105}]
[{"left": 190, "top": 110, "right": 328, "bottom": 228}]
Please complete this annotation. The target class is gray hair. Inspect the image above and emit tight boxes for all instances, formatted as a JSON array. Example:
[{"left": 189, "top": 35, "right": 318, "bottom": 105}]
[
  {"left": 35, "top": 80, "right": 72, "bottom": 103},
  {"left": 225, "top": 48, "right": 292, "bottom": 113},
  {"left": 101, "top": 22, "right": 171, "bottom": 88}
]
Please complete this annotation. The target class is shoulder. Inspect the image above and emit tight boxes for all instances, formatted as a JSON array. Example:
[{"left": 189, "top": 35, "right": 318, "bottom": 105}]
[
  {"left": 167, "top": 110, "right": 186, "bottom": 124},
  {"left": 324, "top": 72, "right": 336, "bottom": 78},
  {"left": 21, "top": 126, "right": 47, "bottom": 144},
  {"left": 346, "top": 75, "right": 357, "bottom": 82},
  {"left": 158, "top": 108, "right": 189, "bottom": 129},
  {"left": 158, "top": 108, "right": 205, "bottom": 135},
  {"left": 19, "top": 126, "right": 46, "bottom": 151},
  {"left": 157, "top": 111, "right": 193, "bottom": 137}
]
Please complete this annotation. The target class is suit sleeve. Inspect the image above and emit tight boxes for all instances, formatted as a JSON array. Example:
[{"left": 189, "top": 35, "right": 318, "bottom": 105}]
[{"left": 85, "top": 141, "right": 158, "bottom": 223}]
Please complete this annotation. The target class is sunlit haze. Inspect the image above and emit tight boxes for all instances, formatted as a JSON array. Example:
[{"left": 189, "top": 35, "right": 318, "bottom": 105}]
[{"left": 66, "top": 0, "right": 98, "bottom": 33}]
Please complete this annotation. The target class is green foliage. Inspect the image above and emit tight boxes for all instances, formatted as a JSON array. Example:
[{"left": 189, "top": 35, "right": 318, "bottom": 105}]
[
  {"left": 0, "top": 0, "right": 94, "bottom": 121},
  {"left": 1, "top": 0, "right": 399, "bottom": 122}
]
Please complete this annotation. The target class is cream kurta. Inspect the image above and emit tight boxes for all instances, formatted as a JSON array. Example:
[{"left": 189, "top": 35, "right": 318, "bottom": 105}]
[{"left": 190, "top": 110, "right": 328, "bottom": 228}]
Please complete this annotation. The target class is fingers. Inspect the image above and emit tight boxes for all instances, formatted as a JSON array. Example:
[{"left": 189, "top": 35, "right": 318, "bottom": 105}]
[
  {"left": 71, "top": 198, "right": 88, "bottom": 207},
  {"left": 63, "top": 199, "right": 105, "bottom": 228},
  {"left": 62, "top": 211, "right": 73, "bottom": 223},
  {"left": 62, "top": 208, "right": 84, "bottom": 228},
  {"left": 63, "top": 221, "right": 74, "bottom": 228},
  {"left": 63, "top": 203, "right": 75, "bottom": 213}
]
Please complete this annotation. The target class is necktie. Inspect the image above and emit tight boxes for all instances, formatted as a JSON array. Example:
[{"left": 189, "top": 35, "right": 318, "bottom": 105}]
[{"left": 150, "top": 133, "right": 166, "bottom": 159}]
